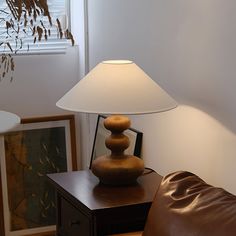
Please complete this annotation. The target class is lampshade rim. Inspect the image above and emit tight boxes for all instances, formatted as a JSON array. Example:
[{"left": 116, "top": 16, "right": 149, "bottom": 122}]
[
  {"left": 56, "top": 102, "right": 177, "bottom": 115},
  {"left": 102, "top": 60, "right": 133, "bottom": 65},
  {"left": 0, "top": 110, "right": 20, "bottom": 134}
]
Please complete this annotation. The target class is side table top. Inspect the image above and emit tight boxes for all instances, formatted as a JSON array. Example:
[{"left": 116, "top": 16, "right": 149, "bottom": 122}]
[{"left": 48, "top": 169, "right": 162, "bottom": 211}]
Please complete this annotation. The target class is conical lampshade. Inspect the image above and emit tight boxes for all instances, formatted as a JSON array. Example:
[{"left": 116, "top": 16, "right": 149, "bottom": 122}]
[{"left": 56, "top": 60, "right": 177, "bottom": 114}]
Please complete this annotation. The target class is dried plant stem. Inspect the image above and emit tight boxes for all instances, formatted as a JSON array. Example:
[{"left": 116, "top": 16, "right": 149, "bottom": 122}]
[{"left": 1, "top": 0, "right": 74, "bottom": 82}]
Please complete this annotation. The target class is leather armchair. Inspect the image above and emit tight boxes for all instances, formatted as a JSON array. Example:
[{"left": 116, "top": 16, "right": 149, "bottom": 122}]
[{"left": 110, "top": 171, "right": 236, "bottom": 236}]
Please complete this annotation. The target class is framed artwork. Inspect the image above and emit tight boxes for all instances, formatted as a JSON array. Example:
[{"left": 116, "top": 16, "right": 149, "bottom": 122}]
[
  {"left": 0, "top": 115, "right": 77, "bottom": 236},
  {"left": 89, "top": 115, "right": 143, "bottom": 168}
]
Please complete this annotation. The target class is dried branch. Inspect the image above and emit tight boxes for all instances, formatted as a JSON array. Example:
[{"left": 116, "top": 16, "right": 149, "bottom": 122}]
[
  {"left": 0, "top": 54, "right": 14, "bottom": 81},
  {"left": 1, "top": 0, "right": 75, "bottom": 82}
]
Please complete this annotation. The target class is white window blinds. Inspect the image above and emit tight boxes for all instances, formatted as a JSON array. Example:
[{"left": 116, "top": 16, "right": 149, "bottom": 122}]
[{"left": 0, "top": 0, "right": 70, "bottom": 55}]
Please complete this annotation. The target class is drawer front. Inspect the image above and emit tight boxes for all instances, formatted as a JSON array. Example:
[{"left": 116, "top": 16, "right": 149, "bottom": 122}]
[{"left": 58, "top": 197, "right": 91, "bottom": 236}]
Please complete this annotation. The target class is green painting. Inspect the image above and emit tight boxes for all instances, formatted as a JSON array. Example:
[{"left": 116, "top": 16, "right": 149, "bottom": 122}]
[{"left": 4, "top": 127, "right": 67, "bottom": 231}]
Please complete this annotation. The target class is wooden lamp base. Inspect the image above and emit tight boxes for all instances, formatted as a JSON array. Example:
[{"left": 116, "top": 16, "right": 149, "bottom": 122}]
[{"left": 91, "top": 115, "right": 144, "bottom": 186}]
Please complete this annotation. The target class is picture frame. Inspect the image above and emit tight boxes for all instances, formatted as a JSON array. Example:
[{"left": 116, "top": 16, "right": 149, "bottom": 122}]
[
  {"left": 0, "top": 114, "right": 77, "bottom": 236},
  {"left": 89, "top": 115, "right": 143, "bottom": 169}
]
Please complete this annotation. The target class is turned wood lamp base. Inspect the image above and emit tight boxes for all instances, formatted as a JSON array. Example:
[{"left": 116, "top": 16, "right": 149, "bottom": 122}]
[{"left": 91, "top": 115, "right": 144, "bottom": 186}]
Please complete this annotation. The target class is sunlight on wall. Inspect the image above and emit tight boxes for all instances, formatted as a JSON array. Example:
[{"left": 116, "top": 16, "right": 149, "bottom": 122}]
[{"left": 131, "top": 105, "right": 236, "bottom": 194}]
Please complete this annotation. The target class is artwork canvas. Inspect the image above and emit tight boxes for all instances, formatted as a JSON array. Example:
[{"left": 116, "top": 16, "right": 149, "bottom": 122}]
[
  {"left": 90, "top": 115, "right": 143, "bottom": 168},
  {"left": 0, "top": 115, "right": 77, "bottom": 236}
]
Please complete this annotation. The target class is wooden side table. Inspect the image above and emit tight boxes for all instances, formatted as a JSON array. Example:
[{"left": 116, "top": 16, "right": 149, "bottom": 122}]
[{"left": 47, "top": 169, "right": 162, "bottom": 236}]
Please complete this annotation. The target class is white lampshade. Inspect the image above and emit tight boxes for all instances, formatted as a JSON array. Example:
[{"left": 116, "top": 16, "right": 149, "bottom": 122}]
[
  {"left": 56, "top": 60, "right": 177, "bottom": 114},
  {"left": 0, "top": 110, "right": 20, "bottom": 133}
]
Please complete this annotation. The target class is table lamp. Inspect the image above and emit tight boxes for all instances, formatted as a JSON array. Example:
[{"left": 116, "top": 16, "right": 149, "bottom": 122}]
[
  {"left": 0, "top": 110, "right": 20, "bottom": 134},
  {"left": 56, "top": 60, "right": 177, "bottom": 185}
]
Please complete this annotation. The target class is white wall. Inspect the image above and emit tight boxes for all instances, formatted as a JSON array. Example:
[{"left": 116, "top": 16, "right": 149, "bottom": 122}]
[
  {"left": 0, "top": 48, "right": 79, "bottom": 117},
  {"left": 87, "top": 0, "right": 236, "bottom": 194}
]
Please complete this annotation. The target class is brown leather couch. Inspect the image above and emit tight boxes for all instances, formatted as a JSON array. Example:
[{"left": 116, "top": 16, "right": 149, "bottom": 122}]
[{"left": 110, "top": 171, "right": 236, "bottom": 236}]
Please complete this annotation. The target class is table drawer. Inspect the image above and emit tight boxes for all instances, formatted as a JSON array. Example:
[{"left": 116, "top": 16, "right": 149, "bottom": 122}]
[{"left": 58, "top": 197, "right": 90, "bottom": 236}]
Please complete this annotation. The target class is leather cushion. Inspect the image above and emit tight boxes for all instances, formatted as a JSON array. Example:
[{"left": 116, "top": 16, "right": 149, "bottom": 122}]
[{"left": 143, "top": 171, "right": 236, "bottom": 236}]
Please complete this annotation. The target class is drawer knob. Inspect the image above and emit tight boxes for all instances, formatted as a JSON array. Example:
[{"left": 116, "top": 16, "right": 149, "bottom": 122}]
[{"left": 69, "top": 220, "right": 81, "bottom": 227}]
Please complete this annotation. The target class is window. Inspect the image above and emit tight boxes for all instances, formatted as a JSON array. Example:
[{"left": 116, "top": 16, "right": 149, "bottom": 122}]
[{"left": 0, "top": 0, "right": 70, "bottom": 55}]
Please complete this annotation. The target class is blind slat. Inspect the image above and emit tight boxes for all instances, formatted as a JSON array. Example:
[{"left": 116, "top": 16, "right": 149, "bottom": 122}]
[{"left": 0, "top": 0, "right": 69, "bottom": 55}]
